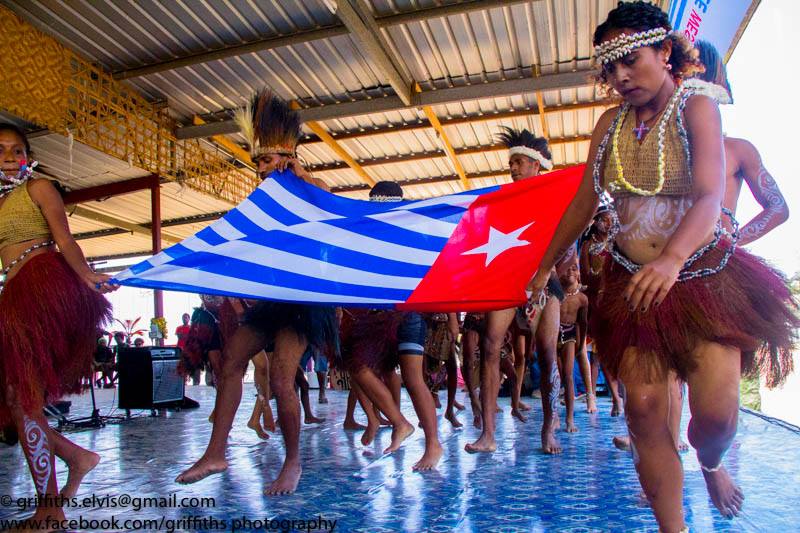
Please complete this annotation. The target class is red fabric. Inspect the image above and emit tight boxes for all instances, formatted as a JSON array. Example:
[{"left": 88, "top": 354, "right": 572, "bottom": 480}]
[
  {"left": 175, "top": 324, "right": 191, "bottom": 349},
  {"left": 0, "top": 252, "right": 111, "bottom": 425},
  {"left": 402, "top": 165, "right": 583, "bottom": 312}
]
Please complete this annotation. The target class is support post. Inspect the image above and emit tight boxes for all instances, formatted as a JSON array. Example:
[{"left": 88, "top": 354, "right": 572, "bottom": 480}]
[{"left": 150, "top": 183, "right": 164, "bottom": 346}]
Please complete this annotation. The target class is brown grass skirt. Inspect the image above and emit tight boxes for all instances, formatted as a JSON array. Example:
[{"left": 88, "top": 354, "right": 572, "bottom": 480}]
[
  {"left": 0, "top": 252, "right": 111, "bottom": 425},
  {"left": 591, "top": 242, "right": 798, "bottom": 386},
  {"left": 340, "top": 309, "right": 403, "bottom": 375}
]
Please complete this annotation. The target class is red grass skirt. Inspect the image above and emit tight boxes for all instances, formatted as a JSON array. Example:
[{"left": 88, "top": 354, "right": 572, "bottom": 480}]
[
  {"left": 180, "top": 299, "right": 240, "bottom": 376},
  {"left": 0, "top": 252, "right": 111, "bottom": 425},
  {"left": 591, "top": 242, "right": 798, "bottom": 386},
  {"left": 340, "top": 309, "right": 403, "bottom": 375}
]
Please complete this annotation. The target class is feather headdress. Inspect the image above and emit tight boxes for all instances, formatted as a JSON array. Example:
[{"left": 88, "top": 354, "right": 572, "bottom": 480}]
[
  {"left": 497, "top": 126, "right": 553, "bottom": 170},
  {"left": 234, "top": 90, "right": 301, "bottom": 159}
]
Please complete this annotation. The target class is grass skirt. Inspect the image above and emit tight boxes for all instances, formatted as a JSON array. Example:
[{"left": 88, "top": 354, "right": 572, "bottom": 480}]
[
  {"left": 340, "top": 309, "right": 403, "bottom": 375},
  {"left": 180, "top": 299, "right": 241, "bottom": 376},
  {"left": 0, "top": 252, "right": 111, "bottom": 425},
  {"left": 243, "top": 301, "right": 339, "bottom": 359},
  {"left": 591, "top": 242, "right": 798, "bottom": 386}
]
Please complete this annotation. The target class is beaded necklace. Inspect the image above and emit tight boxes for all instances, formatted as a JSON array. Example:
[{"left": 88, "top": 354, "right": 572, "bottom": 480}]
[
  {"left": 593, "top": 87, "right": 740, "bottom": 281},
  {"left": 608, "top": 87, "right": 683, "bottom": 196},
  {"left": 564, "top": 286, "right": 581, "bottom": 298},
  {"left": 0, "top": 161, "right": 36, "bottom": 199}
]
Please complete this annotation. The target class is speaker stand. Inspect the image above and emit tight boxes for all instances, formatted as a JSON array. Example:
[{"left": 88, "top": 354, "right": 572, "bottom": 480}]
[{"left": 57, "top": 377, "right": 125, "bottom": 430}]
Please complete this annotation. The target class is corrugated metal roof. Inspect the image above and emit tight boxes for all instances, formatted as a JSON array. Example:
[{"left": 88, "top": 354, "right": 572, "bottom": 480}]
[{"left": 2, "top": 0, "right": 651, "bottom": 258}]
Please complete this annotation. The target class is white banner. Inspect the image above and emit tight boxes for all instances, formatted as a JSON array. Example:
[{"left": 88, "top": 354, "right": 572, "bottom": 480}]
[{"left": 668, "top": 0, "right": 755, "bottom": 57}]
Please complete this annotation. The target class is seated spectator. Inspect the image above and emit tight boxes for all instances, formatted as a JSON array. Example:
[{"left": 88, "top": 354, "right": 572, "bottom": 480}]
[{"left": 94, "top": 338, "right": 116, "bottom": 388}]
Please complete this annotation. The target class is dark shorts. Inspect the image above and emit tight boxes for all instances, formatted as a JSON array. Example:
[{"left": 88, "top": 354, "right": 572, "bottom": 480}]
[
  {"left": 397, "top": 312, "right": 426, "bottom": 356},
  {"left": 559, "top": 323, "right": 577, "bottom": 348}
]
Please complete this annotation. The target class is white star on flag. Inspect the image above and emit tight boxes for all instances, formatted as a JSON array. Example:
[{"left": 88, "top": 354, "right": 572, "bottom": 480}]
[{"left": 462, "top": 222, "right": 535, "bottom": 267}]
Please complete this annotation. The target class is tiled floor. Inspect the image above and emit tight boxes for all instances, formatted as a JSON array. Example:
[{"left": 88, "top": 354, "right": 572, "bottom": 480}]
[{"left": 1, "top": 384, "right": 798, "bottom": 532}]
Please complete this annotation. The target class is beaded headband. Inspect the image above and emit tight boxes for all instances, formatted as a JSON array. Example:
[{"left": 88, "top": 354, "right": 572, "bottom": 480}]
[
  {"left": 595, "top": 27, "right": 669, "bottom": 65},
  {"left": 368, "top": 195, "right": 403, "bottom": 202},
  {"left": 508, "top": 146, "right": 553, "bottom": 170}
]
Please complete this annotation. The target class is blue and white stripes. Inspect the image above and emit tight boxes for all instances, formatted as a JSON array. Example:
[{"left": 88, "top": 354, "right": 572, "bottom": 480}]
[{"left": 114, "top": 170, "right": 495, "bottom": 307}]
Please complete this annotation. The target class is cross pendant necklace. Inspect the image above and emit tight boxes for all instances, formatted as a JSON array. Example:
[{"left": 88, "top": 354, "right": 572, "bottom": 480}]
[{"left": 633, "top": 120, "right": 649, "bottom": 141}]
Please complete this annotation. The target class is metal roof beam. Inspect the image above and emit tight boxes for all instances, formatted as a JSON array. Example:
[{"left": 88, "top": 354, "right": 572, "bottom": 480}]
[
  {"left": 62, "top": 174, "right": 161, "bottom": 205},
  {"left": 176, "top": 70, "right": 593, "bottom": 139},
  {"left": 113, "top": 0, "right": 530, "bottom": 81},
  {"left": 337, "top": 0, "right": 414, "bottom": 105},
  {"left": 69, "top": 205, "right": 183, "bottom": 245},
  {"left": 307, "top": 135, "right": 591, "bottom": 172},
  {"left": 330, "top": 165, "right": 569, "bottom": 193},
  {"left": 74, "top": 211, "right": 228, "bottom": 242},
  {"left": 298, "top": 99, "right": 613, "bottom": 145}
]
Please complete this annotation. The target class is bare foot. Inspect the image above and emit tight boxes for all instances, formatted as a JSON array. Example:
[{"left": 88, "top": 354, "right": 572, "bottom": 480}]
[
  {"left": 262, "top": 411, "right": 276, "bottom": 433},
  {"left": 610, "top": 402, "right": 622, "bottom": 417},
  {"left": 553, "top": 416, "right": 561, "bottom": 430},
  {"left": 542, "top": 427, "right": 562, "bottom": 454},
  {"left": 361, "top": 422, "right": 379, "bottom": 446},
  {"left": 677, "top": 440, "right": 690, "bottom": 453},
  {"left": 445, "top": 411, "right": 463, "bottom": 429},
  {"left": 175, "top": 456, "right": 228, "bottom": 484},
  {"left": 265, "top": 460, "right": 302, "bottom": 496},
  {"left": 565, "top": 420, "right": 579, "bottom": 433},
  {"left": 511, "top": 408, "right": 527, "bottom": 423},
  {"left": 247, "top": 420, "right": 270, "bottom": 439},
  {"left": 304, "top": 415, "right": 325, "bottom": 424},
  {"left": 612, "top": 435, "right": 631, "bottom": 451},
  {"left": 519, "top": 400, "right": 531, "bottom": 411},
  {"left": 318, "top": 395, "right": 328, "bottom": 404},
  {"left": 61, "top": 451, "right": 100, "bottom": 498},
  {"left": 465, "top": 433, "right": 497, "bottom": 453},
  {"left": 702, "top": 465, "right": 744, "bottom": 518},
  {"left": 413, "top": 443, "right": 443, "bottom": 471},
  {"left": 343, "top": 419, "right": 368, "bottom": 431},
  {"left": 586, "top": 394, "right": 598, "bottom": 414},
  {"left": 454, "top": 400, "right": 465, "bottom": 411},
  {"left": 383, "top": 421, "right": 415, "bottom": 454}
]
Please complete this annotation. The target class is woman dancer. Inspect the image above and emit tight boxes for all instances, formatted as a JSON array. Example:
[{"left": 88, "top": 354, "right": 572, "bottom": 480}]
[
  {"left": 579, "top": 205, "right": 623, "bottom": 415},
  {"left": 528, "top": 3, "right": 797, "bottom": 530},
  {"left": 0, "top": 123, "right": 116, "bottom": 525}
]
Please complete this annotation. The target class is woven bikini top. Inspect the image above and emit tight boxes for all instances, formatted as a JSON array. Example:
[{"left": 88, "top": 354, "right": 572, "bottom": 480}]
[
  {"left": 602, "top": 90, "right": 693, "bottom": 197},
  {"left": 0, "top": 183, "right": 51, "bottom": 250}
]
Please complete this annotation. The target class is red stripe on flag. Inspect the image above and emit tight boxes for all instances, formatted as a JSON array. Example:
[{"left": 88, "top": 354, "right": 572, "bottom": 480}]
[{"left": 399, "top": 165, "right": 585, "bottom": 312}]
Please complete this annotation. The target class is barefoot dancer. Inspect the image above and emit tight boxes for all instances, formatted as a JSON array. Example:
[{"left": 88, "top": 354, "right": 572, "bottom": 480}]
[
  {"left": 579, "top": 205, "right": 623, "bottom": 415},
  {"left": 175, "top": 92, "right": 338, "bottom": 496},
  {"left": 342, "top": 182, "right": 443, "bottom": 470},
  {"left": 0, "top": 124, "right": 117, "bottom": 523},
  {"left": 556, "top": 253, "right": 591, "bottom": 432},
  {"left": 465, "top": 127, "right": 563, "bottom": 455},
  {"left": 529, "top": 4, "right": 798, "bottom": 528},
  {"left": 423, "top": 313, "right": 462, "bottom": 428}
]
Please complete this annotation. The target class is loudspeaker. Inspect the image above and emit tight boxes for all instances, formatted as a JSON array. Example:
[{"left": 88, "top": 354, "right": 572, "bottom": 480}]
[{"left": 118, "top": 347, "right": 185, "bottom": 410}]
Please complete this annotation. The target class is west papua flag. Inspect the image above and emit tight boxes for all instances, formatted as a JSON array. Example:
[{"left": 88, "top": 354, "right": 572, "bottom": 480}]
[{"left": 113, "top": 165, "right": 584, "bottom": 312}]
